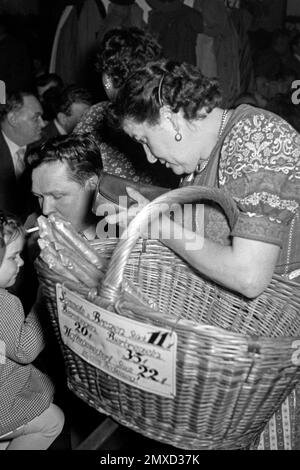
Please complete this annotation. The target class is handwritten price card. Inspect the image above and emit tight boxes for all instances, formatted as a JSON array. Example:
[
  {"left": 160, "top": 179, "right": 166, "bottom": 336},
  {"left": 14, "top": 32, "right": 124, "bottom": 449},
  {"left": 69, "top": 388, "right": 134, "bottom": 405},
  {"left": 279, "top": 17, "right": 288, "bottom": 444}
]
[{"left": 56, "top": 284, "right": 177, "bottom": 398}]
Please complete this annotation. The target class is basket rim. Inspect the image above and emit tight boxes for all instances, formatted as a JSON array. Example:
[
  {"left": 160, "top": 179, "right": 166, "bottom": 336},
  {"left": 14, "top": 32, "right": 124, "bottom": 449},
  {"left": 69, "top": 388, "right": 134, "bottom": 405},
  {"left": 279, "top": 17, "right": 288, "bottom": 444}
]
[{"left": 36, "top": 257, "right": 300, "bottom": 346}]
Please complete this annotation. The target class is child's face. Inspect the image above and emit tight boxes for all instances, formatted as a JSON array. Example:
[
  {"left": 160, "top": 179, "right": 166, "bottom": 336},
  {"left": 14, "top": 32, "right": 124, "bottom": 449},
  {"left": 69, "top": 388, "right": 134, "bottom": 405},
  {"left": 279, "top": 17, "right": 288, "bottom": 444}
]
[{"left": 0, "top": 235, "right": 24, "bottom": 288}]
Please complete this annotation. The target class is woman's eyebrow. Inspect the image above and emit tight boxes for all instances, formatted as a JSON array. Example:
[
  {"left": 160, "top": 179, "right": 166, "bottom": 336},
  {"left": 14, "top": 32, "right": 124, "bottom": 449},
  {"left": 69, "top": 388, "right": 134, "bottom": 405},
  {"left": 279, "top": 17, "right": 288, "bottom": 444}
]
[{"left": 9, "top": 250, "right": 21, "bottom": 257}]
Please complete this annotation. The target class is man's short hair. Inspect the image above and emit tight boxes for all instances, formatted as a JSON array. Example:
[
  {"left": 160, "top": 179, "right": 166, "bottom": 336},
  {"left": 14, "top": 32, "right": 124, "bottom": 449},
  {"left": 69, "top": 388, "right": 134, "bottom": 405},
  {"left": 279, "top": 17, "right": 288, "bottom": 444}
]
[
  {"left": 43, "top": 85, "right": 93, "bottom": 119},
  {"left": 0, "top": 90, "right": 37, "bottom": 122},
  {"left": 36, "top": 73, "right": 63, "bottom": 90},
  {"left": 28, "top": 134, "right": 103, "bottom": 186}
]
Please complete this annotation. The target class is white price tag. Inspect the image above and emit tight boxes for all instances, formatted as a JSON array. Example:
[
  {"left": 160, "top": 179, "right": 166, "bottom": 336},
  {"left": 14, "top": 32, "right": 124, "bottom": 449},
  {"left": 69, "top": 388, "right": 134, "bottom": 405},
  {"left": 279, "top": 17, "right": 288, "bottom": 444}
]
[{"left": 56, "top": 285, "right": 177, "bottom": 398}]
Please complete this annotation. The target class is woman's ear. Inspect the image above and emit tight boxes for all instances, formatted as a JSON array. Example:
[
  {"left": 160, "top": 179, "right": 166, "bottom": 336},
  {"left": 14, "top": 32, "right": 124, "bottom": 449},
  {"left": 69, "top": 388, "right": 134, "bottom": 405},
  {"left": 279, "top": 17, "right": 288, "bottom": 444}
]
[
  {"left": 160, "top": 106, "right": 180, "bottom": 132},
  {"left": 160, "top": 105, "right": 172, "bottom": 122}
]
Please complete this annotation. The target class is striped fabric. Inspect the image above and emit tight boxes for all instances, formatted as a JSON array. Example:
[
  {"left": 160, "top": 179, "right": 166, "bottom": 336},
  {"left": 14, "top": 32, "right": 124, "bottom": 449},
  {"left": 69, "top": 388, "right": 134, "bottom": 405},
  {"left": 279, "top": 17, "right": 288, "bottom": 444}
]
[{"left": 256, "top": 384, "right": 300, "bottom": 450}]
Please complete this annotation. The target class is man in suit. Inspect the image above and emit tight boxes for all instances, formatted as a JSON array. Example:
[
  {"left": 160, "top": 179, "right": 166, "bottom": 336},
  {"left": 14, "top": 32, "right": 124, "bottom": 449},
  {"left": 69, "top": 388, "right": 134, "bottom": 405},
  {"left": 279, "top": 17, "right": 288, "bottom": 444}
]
[
  {"left": 0, "top": 91, "right": 45, "bottom": 219},
  {"left": 42, "top": 85, "right": 92, "bottom": 141},
  {"left": 0, "top": 92, "right": 45, "bottom": 311},
  {"left": 35, "top": 73, "right": 64, "bottom": 121}
]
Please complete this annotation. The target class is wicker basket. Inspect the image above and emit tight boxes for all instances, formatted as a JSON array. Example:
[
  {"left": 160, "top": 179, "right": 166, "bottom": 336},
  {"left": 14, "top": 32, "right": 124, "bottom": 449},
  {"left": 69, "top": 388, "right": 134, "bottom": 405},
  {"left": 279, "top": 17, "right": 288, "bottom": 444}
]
[{"left": 36, "top": 186, "right": 300, "bottom": 450}]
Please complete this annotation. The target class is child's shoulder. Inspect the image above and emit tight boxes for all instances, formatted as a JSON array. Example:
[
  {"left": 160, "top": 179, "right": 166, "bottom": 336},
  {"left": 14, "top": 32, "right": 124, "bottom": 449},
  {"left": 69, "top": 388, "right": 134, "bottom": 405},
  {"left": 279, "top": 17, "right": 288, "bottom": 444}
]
[{"left": 0, "top": 288, "right": 23, "bottom": 311}]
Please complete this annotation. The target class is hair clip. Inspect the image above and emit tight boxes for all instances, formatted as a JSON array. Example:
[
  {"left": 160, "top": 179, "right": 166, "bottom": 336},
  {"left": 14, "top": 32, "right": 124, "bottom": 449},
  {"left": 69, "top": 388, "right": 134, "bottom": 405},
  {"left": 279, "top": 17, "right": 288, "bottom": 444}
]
[
  {"left": 157, "top": 74, "right": 165, "bottom": 107},
  {"left": 103, "top": 75, "right": 113, "bottom": 94}
]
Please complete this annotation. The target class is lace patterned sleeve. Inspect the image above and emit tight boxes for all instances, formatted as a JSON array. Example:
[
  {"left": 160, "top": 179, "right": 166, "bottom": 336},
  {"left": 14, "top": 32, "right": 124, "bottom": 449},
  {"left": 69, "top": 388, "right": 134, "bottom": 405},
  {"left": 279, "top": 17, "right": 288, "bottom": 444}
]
[
  {"left": 73, "top": 101, "right": 154, "bottom": 183},
  {"left": 73, "top": 102, "right": 107, "bottom": 135},
  {"left": 219, "top": 110, "right": 300, "bottom": 247}
]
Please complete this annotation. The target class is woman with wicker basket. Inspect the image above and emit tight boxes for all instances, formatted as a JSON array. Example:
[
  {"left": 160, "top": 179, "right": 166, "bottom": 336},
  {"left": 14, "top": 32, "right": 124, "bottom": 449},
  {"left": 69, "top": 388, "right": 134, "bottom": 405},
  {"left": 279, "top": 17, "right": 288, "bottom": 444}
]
[{"left": 107, "top": 58, "right": 300, "bottom": 449}]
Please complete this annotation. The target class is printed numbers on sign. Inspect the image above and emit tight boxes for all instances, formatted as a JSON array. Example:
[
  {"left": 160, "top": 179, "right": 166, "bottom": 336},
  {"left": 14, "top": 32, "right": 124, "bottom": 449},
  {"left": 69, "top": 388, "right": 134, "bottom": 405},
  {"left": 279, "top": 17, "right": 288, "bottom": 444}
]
[
  {"left": 74, "top": 321, "right": 89, "bottom": 337},
  {"left": 137, "top": 364, "right": 167, "bottom": 385},
  {"left": 147, "top": 331, "right": 174, "bottom": 349},
  {"left": 123, "top": 348, "right": 143, "bottom": 364},
  {"left": 56, "top": 285, "right": 177, "bottom": 397},
  {"left": 123, "top": 348, "right": 167, "bottom": 385}
]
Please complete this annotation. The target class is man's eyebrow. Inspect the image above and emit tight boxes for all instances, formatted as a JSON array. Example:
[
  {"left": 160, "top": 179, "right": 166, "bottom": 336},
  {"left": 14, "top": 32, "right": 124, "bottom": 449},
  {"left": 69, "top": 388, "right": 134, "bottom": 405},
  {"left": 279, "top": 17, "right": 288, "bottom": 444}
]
[{"left": 32, "top": 190, "right": 65, "bottom": 196}]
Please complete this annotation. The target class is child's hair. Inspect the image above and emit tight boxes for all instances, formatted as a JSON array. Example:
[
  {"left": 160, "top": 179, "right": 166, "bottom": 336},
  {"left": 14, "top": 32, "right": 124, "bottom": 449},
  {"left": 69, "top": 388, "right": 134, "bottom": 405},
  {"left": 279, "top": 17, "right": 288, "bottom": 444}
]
[{"left": 0, "top": 211, "right": 24, "bottom": 264}]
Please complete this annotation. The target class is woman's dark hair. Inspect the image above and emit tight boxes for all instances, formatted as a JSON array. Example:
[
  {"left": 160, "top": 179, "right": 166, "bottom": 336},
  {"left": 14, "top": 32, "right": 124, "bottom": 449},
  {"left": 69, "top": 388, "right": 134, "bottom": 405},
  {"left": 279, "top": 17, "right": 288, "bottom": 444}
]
[
  {"left": 27, "top": 134, "right": 103, "bottom": 186},
  {"left": 42, "top": 84, "right": 92, "bottom": 120},
  {"left": 111, "top": 59, "right": 222, "bottom": 127},
  {"left": 95, "top": 27, "right": 163, "bottom": 89}
]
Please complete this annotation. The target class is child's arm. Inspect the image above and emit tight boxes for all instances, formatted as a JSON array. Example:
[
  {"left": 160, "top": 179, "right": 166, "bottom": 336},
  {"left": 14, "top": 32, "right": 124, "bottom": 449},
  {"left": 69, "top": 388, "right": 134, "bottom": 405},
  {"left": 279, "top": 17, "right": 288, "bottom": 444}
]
[{"left": 0, "top": 291, "right": 45, "bottom": 364}]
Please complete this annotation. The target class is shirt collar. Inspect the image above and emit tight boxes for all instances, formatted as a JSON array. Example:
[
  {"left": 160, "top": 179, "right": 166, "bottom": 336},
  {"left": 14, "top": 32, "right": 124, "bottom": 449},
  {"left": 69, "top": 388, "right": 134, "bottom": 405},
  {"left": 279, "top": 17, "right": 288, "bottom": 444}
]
[{"left": 2, "top": 130, "right": 26, "bottom": 156}]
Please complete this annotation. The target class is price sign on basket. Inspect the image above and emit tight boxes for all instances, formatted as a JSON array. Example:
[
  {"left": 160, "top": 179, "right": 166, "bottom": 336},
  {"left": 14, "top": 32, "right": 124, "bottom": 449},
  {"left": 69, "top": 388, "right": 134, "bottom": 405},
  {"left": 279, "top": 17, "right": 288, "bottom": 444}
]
[{"left": 56, "top": 285, "right": 177, "bottom": 398}]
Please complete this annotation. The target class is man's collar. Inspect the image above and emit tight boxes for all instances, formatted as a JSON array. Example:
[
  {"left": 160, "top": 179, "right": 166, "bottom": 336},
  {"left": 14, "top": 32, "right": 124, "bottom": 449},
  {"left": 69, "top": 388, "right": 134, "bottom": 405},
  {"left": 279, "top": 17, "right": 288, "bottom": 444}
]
[{"left": 1, "top": 130, "right": 26, "bottom": 155}]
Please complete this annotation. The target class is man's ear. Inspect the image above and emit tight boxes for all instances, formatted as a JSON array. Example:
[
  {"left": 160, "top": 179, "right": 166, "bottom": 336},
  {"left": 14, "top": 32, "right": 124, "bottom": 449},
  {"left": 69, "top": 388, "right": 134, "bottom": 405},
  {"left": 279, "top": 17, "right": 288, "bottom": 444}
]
[
  {"left": 57, "top": 111, "right": 67, "bottom": 127},
  {"left": 7, "top": 111, "right": 18, "bottom": 127},
  {"left": 85, "top": 174, "right": 99, "bottom": 191}
]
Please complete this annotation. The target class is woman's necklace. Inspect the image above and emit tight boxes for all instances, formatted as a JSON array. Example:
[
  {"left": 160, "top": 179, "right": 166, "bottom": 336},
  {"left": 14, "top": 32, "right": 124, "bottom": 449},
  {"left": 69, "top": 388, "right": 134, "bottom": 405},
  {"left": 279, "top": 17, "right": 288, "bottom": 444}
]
[{"left": 194, "top": 108, "right": 229, "bottom": 175}]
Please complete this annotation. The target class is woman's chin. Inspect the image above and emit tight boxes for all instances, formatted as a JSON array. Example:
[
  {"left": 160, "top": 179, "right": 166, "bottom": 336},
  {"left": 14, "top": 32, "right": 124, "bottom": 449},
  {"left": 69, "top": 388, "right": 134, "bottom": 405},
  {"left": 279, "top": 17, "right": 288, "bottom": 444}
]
[{"left": 171, "top": 165, "right": 185, "bottom": 175}]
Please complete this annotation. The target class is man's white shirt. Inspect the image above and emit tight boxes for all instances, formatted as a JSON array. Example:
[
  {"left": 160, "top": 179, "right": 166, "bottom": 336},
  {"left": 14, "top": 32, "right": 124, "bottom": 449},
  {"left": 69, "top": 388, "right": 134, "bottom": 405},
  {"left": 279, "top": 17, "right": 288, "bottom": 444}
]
[{"left": 2, "top": 131, "right": 27, "bottom": 179}]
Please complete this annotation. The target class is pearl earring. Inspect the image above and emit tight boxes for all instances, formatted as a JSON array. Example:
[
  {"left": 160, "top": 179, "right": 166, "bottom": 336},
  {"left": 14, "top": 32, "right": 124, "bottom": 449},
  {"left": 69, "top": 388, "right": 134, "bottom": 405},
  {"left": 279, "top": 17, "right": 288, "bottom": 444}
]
[{"left": 175, "top": 132, "right": 182, "bottom": 142}]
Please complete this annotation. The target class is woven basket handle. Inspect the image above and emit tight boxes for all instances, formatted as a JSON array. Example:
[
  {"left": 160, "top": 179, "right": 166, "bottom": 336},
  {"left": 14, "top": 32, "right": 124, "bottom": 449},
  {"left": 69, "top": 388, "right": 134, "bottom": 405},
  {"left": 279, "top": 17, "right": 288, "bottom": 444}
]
[{"left": 100, "top": 185, "right": 240, "bottom": 302}]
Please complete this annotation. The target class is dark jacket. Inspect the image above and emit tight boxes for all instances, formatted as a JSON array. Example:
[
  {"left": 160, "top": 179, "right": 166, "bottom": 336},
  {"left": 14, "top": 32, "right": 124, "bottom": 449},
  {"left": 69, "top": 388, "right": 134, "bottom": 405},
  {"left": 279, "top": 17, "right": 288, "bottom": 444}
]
[
  {"left": 148, "top": 2, "right": 203, "bottom": 66},
  {"left": 42, "top": 120, "right": 62, "bottom": 141},
  {"left": 0, "top": 131, "right": 33, "bottom": 220}
]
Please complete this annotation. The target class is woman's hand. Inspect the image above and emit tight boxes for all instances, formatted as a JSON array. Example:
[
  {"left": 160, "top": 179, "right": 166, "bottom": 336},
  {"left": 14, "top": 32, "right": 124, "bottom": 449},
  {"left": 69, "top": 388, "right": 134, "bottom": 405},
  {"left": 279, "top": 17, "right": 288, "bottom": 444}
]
[{"left": 105, "top": 186, "right": 150, "bottom": 233}]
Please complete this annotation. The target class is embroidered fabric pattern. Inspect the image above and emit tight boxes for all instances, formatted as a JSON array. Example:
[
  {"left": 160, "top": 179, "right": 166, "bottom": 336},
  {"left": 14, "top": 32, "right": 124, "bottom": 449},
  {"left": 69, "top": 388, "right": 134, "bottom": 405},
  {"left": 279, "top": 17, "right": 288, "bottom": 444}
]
[
  {"left": 218, "top": 110, "right": 300, "bottom": 275},
  {"left": 219, "top": 113, "right": 300, "bottom": 184},
  {"left": 219, "top": 115, "right": 300, "bottom": 221},
  {"left": 236, "top": 192, "right": 298, "bottom": 221},
  {"left": 232, "top": 213, "right": 285, "bottom": 246}
]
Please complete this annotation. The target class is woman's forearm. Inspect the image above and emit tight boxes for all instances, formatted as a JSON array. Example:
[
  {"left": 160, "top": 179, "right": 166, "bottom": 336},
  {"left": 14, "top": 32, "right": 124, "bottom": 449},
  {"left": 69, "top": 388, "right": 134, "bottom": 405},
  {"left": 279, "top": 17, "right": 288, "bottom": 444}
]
[{"left": 160, "top": 218, "right": 280, "bottom": 298}]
